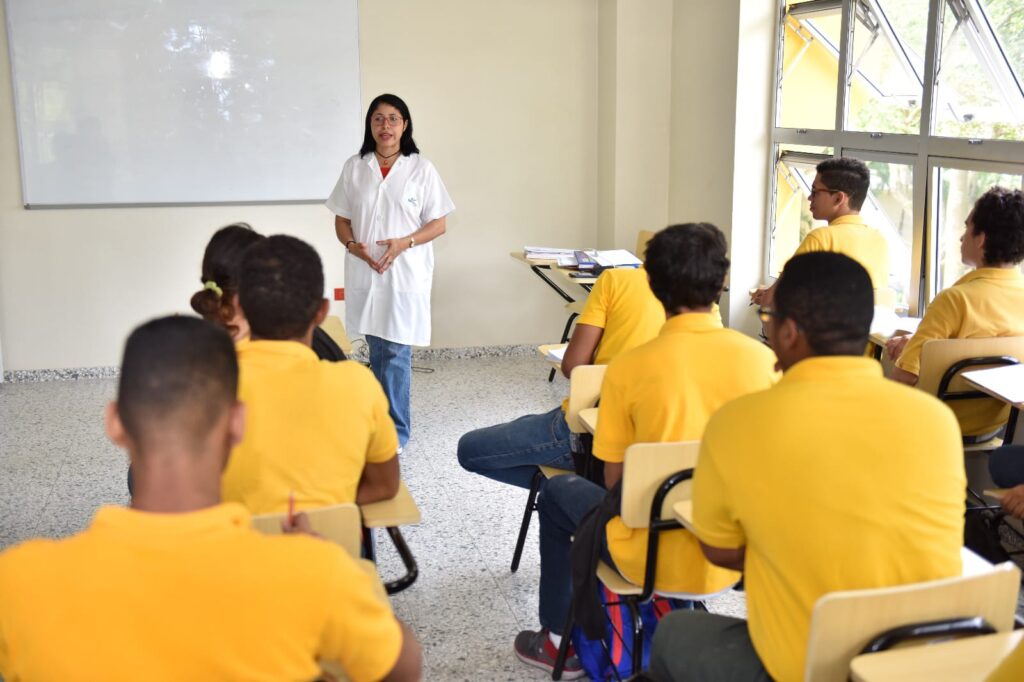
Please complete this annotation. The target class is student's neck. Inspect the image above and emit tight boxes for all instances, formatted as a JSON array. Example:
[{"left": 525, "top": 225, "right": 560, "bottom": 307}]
[
  {"left": 129, "top": 457, "right": 222, "bottom": 514},
  {"left": 979, "top": 261, "right": 1017, "bottom": 270},
  {"left": 828, "top": 207, "right": 858, "bottom": 221},
  {"left": 667, "top": 305, "right": 712, "bottom": 319},
  {"left": 250, "top": 328, "right": 315, "bottom": 347}
]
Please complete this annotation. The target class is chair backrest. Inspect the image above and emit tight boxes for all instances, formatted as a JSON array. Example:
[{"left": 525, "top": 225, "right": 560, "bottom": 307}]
[
  {"left": 566, "top": 364, "right": 607, "bottom": 434},
  {"left": 319, "top": 314, "right": 354, "bottom": 355},
  {"left": 251, "top": 502, "right": 361, "bottom": 557},
  {"left": 803, "top": 560, "right": 1021, "bottom": 682},
  {"left": 620, "top": 441, "right": 701, "bottom": 528},
  {"left": 635, "top": 230, "right": 655, "bottom": 260},
  {"left": 917, "top": 336, "right": 1024, "bottom": 397}
]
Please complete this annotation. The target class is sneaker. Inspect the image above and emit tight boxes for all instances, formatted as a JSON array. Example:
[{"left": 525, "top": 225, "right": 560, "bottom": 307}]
[{"left": 513, "top": 628, "right": 586, "bottom": 680}]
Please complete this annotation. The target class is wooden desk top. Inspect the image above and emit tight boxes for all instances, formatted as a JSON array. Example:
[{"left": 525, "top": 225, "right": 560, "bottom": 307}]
[
  {"left": 963, "top": 364, "right": 1024, "bottom": 409},
  {"left": 849, "top": 629, "right": 1023, "bottom": 682},
  {"left": 671, "top": 500, "right": 696, "bottom": 532},
  {"left": 579, "top": 407, "right": 598, "bottom": 434},
  {"left": 538, "top": 343, "right": 567, "bottom": 368}
]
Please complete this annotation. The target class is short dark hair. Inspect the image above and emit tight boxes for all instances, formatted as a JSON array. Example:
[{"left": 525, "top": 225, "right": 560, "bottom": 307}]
[
  {"left": 118, "top": 316, "right": 238, "bottom": 450},
  {"left": 816, "top": 157, "right": 871, "bottom": 210},
  {"left": 972, "top": 186, "right": 1024, "bottom": 266},
  {"left": 359, "top": 93, "right": 420, "bottom": 158},
  {"left": 645, "top": 223, "right": 730, "bottom": 311},
  {"left": 774, "top": 252, "right": 873, "bottom": 356},
  {"left": 239, "top": 235, "right": 324, "bottom": 340},
  {"left": 190, "top": 223, "right": 265, "bottom": 335}
]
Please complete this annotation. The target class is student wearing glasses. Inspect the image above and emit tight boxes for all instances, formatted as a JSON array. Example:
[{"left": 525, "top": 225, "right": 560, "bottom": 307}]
[
  {"left": 752, "top": 157, "right": 889, "bottom": 307},
  {"left": 327, "top": 93, "right": 455, "bottom": 452},
  {"left": 886, "top": 187, "right": 1024, "bottom": 438},
  {"left": 650, "top": 253, "right": 964, "bottom": 682}
]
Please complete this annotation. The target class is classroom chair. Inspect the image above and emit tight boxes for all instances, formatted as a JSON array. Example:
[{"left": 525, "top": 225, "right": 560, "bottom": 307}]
[
  {"left": 251, "top": 502, "right": 361, "bottom": 557},
  {"left": 553, "top": 441, "right": 737, "bottom": 680},
  {"left": 848, "top": 629, "right": 1024, "bottom": 682},
  {"left": 804, "top": 557, "right": 1020, "bottom": 682},
  {"left": 634, "top": 230, "right": 655, "bottom": 260},
  {"left": 511, "top": 364, "right": 607, "bottom": 573},
  {"left": 548, "top": 300, "right": 587, "bottom": 382},
  {"left": 319, "top": 314, "right": 354, "bottom": 356},
  {"left": 360, "top": 481, "right": 422, "bottom": 594}
]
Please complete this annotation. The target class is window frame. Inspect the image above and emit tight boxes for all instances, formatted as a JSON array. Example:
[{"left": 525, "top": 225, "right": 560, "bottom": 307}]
[{"left": 768, "top": 0, "right": 1024, "bottom": 316}]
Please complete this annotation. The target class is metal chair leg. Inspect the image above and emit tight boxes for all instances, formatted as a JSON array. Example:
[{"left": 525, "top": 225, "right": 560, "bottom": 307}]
[
  {"left": 552, "top": 609, "right": 575, "bottom": 680},
  {"left": 627, "top": 598, "right": 643, "bottom": 675},
  {"left": 383, "top": 527, "right": 418, "bottom": 594},
  {"left": 512, "top": 469, "right": 544, "bottom": 572},
  {"left": 362, "top": 527, "right": 376, "bottom": 562}
]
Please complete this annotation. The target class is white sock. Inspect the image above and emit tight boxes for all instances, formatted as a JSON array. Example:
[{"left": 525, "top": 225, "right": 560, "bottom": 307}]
[{"left": 548, "top": 631, "right": 562, "bottom": 648}]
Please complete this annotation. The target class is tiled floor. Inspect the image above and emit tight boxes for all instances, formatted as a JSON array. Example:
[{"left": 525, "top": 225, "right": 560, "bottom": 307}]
[{"left": 0, "top": 354, "right": 745, "bottom": 680}]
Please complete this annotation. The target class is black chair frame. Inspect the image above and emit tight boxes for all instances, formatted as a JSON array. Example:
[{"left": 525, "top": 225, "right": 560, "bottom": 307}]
[
  {"left": 362, "top": 526, "right": 418, "bottom": 595},
  {"left": 859, "top": 616, "right": 996, "bottom": 654},
  {"left": 552, "top": 468, "right": 710, "bottom": 680}
]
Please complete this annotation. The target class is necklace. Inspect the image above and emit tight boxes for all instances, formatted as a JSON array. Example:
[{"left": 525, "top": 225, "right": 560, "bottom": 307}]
[{"left": 376, "top": 148, "right": 400, "bottom": 167}]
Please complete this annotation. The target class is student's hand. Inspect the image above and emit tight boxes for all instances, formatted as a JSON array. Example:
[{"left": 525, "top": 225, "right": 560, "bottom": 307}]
[
  {"left": 1001, "top": 485, "right": 1024, "bottom": 518},
  {"left": 348, "top": 241, "right": 383, "bottom": 274},
  {"left": 885, "top": 334, "right": 911, "bottom": 361},
  {"left": 281, "top": 511, "right": 321, "bottom": 537},
  {"left": 374, "top": 238, "right": 409, "bottom": 273},
  {"left": 749, "top": 287, "right": 767, "bottom": 306}
]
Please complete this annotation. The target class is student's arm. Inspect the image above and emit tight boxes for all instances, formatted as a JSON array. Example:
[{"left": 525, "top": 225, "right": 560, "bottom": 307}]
[
  {"left": 1001, "top": 485, "right": 1024, "bottom": 518},
  {"left": 561, "top": 323, "right": 604, "bottom": 379},
  {"left": 699, "top": 542, "right": 745, "bottom": 572},
  {"left": 603, "top": 462, "right": 623, "bottom": 489},
  {"left": 381, "top": 621, "right": 423, "bottom": 682},
  {"left": 357, "top": 455, "right": 400, "bottom": 505}
]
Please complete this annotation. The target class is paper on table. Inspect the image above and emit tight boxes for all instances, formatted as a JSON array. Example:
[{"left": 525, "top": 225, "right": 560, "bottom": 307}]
[
  {"left": 593, "top": 249, "right": 642, "bottom": 268},
  {"left": 547, "top": 346, "right": 567, "bottom": 362},
  {"left": 524, "top": 246, "right": 579, "bottom": 261},
  {"left": 962, "top": 364, "right": 1024, "bottom": 405}
]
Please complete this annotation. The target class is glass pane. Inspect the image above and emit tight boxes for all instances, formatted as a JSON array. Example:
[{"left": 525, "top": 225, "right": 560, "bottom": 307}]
[
  {"left": 857, "top": 158, "right": 914, "bottom": 312},
  {"left": 778, "top": 2, "right": 840, "bottom": 129},
  {"left": 934, "top": 0, "right": 1024, "bottom": 141},
  {"left": 933, "top": 166, "right": 1024, "bottom": 294},
  {"left": 771, "top": 149, "right": 828, "bottom": 278},
  {"left": 846, "top": 0, "right": 928, "bottom": 134}
]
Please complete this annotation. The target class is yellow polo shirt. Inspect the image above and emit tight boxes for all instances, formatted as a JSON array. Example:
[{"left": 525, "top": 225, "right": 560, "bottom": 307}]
[
  {"left": 794, "top": 214, "right": 890, "bottom": 291},
  {"left": 560, "top": 267, "right": 667, "bottom": 411},
  {"left": 223, "top": 340, "right": 398, "bottom": 514},
  {"left": 0, "top": 504, "right": 402, "bottom": 682},
  {"left": 896, "top": 268, "right": 1024, "bottom": 436},
  {"left": 693, "top": 357, "right": 965, "bottom": 682},
  {"left": 593, "top": 312, "right": 778, "bottom": 593}
]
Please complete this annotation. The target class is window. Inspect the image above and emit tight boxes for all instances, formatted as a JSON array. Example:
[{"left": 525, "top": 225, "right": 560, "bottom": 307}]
[{"left": 769, "top": 0, "right": 1024, "bottom": 316}]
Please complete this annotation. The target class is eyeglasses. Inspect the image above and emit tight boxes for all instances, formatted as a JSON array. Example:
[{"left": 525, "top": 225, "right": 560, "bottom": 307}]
[
  {"left": 372, "top": 114, "right": 404, "bottom": 127},
  {"left": 757, "top": 306, "right": 780, "bottom": 324},
  {"left": 809, "top": 186, "right": 840, "bottom": 197}
]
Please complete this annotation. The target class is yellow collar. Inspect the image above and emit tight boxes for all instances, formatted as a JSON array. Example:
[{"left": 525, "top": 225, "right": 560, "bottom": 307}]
[
  {"left": 236, "top": 338, "right": 318, "bottom": 361},
  {"left": 828, "top": 214, "right": 868, "bottom": 228},
  {"left": 780, "top": 355, "right": 881, "bottom": 385},
  {"left": 954, "top": 267, "right": 1024, "bottom": 287},
  {"left": 659, "top": 311, "right": 724, "bottom": 335}
]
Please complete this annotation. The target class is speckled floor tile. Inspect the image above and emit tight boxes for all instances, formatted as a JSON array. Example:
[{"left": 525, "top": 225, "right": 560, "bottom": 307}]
[{"left": 0, "top": 355, "right": 742, "bottom": 681}]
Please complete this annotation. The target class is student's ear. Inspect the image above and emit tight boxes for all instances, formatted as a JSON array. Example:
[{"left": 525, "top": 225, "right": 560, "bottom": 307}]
[
  {"left": 104, "top": 401, "right": 130, "bottom": 449},
  {"left": 313, "top": 298, "right": 329, "bottom": 327},
  {"left": 228, "top": 401, "right": 246, "bottom": 450}
]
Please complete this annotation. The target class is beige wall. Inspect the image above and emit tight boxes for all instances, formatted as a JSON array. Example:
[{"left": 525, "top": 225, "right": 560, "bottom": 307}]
[
  {"left": 0, "top": 0, "right": 775, "bottom": 372},
  {"left": 0, "top": 0, "right": 598, "bottom": 371}
]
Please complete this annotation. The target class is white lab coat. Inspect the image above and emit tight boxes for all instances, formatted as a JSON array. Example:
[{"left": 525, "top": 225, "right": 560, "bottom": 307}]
[{"left": 326, "top": 153, "right": 455, "bottom": 346}]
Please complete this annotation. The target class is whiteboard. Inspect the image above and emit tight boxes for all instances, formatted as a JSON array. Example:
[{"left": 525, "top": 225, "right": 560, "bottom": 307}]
[{"left": 4, "top": 0, "right": 362, "bottom": 206}]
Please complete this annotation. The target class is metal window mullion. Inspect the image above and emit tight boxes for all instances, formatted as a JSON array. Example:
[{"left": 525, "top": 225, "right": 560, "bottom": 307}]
[
  {"left": 765, "top": 0, "right": 789, "bottom": 281},
  {"left": 832, "top": 0, "right": 855, "bottom": 150}
]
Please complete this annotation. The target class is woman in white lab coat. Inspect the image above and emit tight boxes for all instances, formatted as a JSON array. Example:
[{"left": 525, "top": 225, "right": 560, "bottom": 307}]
[{"left": 327, "top": 93, "right": 455, "bottom": 450}]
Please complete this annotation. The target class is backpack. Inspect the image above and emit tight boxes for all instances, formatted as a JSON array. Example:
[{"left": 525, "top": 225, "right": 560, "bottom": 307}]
[{"left": 312, "top": 327, "right": 347, "bottom": 362}]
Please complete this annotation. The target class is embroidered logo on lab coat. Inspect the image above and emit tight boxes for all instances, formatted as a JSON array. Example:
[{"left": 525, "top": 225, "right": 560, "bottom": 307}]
[{"left": 407, "top": 196, "right": 419, "bottom": 207}]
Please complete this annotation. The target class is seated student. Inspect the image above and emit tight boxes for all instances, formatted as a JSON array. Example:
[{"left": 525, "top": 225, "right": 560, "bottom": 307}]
[
  {"left": 0, "top": 316, "right": 420, "bottom": 681},
  {"left": 513, "top": 223, "right": 778, "bottom": 679},
  {"left": 191, "top": 222, "right": 346, "bottom": 359},
  {"left": 649, "top": 253, "right": 965, "bottom": 682},
  {"left": 886, "top": 186, "right": 1024, "bottom": 437},
  {"left": 457, "top": 263, "right": 666, "bottom": 489},
  {"left": 752, "top": 157, "right": 889, "bottom": 306},
  {"left": 222, "top": 235, "right": 399, "bottom": 513}
]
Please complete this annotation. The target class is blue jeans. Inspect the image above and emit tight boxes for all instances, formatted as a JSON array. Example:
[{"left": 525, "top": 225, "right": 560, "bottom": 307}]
[
  {"left": 457, "top": 406, "right": 575, "bottom": 489},
  {"left": 366, "top": 335, "right": 412, "bottom": 448},
  {"left": 537, "top": 474, "right": 612, "bottom": 634}
]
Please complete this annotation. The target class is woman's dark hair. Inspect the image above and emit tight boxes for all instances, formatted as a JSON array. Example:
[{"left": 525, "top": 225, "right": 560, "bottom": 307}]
[
  {"left": 816, "top": 157, "right": 871, "bottom": 210},
  {"left": 644, "top": 223, "right": 730, "bottom": 311},
  {"left": 190, "top": 223, "right": 264, "bottom": 337},
  {"left": 775, "top": 252, "right": 873, "bottom": 356},
  {"left": 359, "top": 93, "right": 420, "bottom": 157},
  {"left": 972, "top": 186, "right": 1024, "bottom": 266}
]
